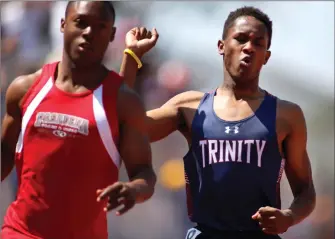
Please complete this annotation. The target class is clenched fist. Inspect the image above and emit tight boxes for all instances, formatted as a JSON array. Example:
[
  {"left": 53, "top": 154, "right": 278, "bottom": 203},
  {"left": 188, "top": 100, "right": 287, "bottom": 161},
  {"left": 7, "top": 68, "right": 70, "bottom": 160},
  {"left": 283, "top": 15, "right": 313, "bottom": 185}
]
[
  {"left": 125, "top": 27, "right": 159, "bottom": 58},
  {"left": 252, "top": 206, "right": 294, "bottom": 235}
]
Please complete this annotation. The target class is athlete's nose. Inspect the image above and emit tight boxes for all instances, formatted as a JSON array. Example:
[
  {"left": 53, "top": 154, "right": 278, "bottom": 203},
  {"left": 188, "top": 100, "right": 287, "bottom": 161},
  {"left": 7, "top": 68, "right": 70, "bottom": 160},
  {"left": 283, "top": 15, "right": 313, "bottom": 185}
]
[
  {"left": 242, "top": 41, "right": 255, "bottom": 55},
  {"left": 82, "top": 26, "right": 93, "bottom": 41}
]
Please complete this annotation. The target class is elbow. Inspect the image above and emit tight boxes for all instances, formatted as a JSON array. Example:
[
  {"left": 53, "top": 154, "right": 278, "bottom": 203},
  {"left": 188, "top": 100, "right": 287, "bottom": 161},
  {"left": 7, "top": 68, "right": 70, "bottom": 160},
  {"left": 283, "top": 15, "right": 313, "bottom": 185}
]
[
  {"left": 309, "top": 185, "right": 316, "bottom": 212},
  {"left": 307, "top": 180, "right": 316, "bottom": 208},
  {"left": 148, "top": 128, "right": 161, "bottom": 143},
  {"left": 1, "top": 147, "right": 15, "bottom": 182},
  {"left": 297, "top": 181, "right": 316, "bottom": 213}
]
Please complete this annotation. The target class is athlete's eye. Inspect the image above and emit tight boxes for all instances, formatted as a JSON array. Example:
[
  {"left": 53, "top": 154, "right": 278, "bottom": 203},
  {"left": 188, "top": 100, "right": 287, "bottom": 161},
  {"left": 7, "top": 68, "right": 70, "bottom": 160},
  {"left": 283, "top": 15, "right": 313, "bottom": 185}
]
[
  {"left": 75, "top": 18, "right": 88, "bottom": 29},
  {"left": 235, "top": 34, "right": 248, "bottom": 44}
]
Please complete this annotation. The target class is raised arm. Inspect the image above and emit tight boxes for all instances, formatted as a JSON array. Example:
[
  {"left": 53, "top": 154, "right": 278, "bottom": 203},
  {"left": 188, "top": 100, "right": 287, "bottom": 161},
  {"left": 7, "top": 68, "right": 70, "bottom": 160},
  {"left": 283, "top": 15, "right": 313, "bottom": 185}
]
[
  {"left": 1, "top": 71, "right": 40, "bottom": 181},
  {"left": 120, "top": 27, "right": 159, "bottom": 88},
  {"left": 118, "top": 27, "right": 182, "bottom": 142},
  {"left": 119, "top": 28, "right": 205, "bottom": 143},
  {"left": 282, "top": 103, "right": 316, "bottom": 225}
]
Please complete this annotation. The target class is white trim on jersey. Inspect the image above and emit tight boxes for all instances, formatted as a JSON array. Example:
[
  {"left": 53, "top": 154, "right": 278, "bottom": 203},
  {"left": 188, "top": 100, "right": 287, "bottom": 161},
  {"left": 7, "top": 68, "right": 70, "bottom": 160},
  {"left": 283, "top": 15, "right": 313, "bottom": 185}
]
[
  {"left": 93, "top": 85, "right": 121, "bottom": 169},
  {"left": 16, "top": 77, "right": 121, "bottom": 170},
  {"left": 16, "top": 77, "right": 53, "bottom": 153}
]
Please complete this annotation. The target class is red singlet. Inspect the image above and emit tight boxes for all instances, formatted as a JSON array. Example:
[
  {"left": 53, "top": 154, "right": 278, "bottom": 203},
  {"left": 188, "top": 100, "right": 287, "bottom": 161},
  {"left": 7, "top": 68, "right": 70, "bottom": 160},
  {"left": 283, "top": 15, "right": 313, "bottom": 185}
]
[{"left": 2, "top": 62, "right": 123, "bottom": 239}]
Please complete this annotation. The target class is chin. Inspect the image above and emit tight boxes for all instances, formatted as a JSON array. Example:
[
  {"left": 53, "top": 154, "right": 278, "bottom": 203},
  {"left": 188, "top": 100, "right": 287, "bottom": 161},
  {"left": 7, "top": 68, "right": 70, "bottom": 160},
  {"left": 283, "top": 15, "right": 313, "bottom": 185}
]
[
  {"left": 71, "top": 57, "right": 96, "bottom": 68},
  {"left": 232, "top": 73, "right": 254, "bottom": 83},
  {"left": 235, "top": 69, "right": 256, "bottom": 80}
]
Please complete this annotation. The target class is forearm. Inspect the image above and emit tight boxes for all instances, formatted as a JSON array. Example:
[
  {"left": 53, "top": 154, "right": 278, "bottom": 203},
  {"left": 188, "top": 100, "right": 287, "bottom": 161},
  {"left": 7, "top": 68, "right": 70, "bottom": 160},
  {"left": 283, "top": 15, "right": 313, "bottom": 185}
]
[
  {"left": 284, "top": 184, "right": 316, "bottom": 226},
  {"left": 120, "top": 53, "right": 141, "bottom": 89},
  {"left": 127, "top": 167, "right": 156, "bottom": 203}
]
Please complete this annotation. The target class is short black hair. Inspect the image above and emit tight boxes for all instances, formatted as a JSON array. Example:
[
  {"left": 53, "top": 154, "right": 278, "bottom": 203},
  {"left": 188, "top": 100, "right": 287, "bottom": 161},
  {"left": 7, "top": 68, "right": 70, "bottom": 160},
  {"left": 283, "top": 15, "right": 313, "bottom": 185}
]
[
  {"left": 65, "top": 1, "right": 115, "bottom": 22},
  {"left": 222, "top": 6, "right": 272, "bottom": 49}
]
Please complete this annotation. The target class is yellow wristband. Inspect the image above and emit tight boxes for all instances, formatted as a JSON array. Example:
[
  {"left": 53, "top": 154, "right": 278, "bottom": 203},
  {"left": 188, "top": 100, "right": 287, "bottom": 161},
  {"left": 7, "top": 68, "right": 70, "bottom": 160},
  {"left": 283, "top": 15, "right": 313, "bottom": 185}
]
[{"left": 124, "top": 49, "right": 143, "bottom": 69}]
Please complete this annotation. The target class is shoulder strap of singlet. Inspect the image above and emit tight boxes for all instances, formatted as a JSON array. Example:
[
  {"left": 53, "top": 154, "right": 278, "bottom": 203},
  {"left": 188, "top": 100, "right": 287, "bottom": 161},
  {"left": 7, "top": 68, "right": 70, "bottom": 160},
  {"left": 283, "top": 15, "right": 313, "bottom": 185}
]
[
  {"left": 100, "top": 70, "right": 124, "bottom": 146},
  {"left": 254, "top": 90, "right": 278, "bottom": 136},
  {"left": 105, "top": 70, "right": 124, "bottom": 89},
  {"left": 190, "top": 89, "right": 215, "bottom": 132},
  {"left": 44, "top": 61, "right": 59, "bottom": 79},
  {"left": 198, "top": 89, "right": 216, "bottom": 110},
  {"left": 20, "top": 62, "right": 59, "bottom": 112}
]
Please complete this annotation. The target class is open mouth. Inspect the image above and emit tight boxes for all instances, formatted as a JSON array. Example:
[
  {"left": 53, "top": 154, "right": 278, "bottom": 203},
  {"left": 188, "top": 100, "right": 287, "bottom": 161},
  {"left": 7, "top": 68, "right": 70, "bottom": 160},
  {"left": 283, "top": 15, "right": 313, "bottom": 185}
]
[
  {"left": 78, "top": 43, "right": 93, "bottom": 51},
  {"left": 240, "top": 56, "right": 252, "bottom": 67}
]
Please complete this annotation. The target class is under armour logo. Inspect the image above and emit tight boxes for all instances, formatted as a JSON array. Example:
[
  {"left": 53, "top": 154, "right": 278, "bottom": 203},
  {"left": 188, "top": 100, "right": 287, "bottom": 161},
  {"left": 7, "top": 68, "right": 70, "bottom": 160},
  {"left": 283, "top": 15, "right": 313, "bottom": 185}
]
[{"left": 225, "top": 126, "right": 239, "bottom": 134}]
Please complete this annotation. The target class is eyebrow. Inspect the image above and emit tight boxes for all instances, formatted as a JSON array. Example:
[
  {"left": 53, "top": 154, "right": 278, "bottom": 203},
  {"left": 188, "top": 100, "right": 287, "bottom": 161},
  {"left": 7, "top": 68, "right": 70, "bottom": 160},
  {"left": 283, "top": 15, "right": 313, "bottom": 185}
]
[
  {"left": 234, "top": 32, "right": 266, "bottom": 39},
  {"left": 72, "top": 13, "right": 112, "bottom": 22}
]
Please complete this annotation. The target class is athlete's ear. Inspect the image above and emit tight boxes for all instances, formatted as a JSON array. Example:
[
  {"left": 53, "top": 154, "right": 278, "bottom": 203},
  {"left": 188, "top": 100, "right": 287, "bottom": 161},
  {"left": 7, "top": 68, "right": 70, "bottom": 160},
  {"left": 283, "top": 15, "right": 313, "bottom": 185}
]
[
  {"left": 218, "top": 40, "right": 225, "bottom": 56},
  {"left": 60, "top": 18, "right": 65, "bottom": 33},
  {"left": 110, "top": 27, "right": 116, "bottom": 42},
  {"left": 264, "top": 50, "right": 271, "bottom": 65}
]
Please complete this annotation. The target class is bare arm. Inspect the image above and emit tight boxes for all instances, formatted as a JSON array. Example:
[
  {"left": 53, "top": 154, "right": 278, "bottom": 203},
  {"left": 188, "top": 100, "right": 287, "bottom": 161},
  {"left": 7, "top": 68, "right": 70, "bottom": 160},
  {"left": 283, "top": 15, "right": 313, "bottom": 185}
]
[
  {"left": 146, "top": 91, "right": 204, "bottom": 142},
  {"left": 1, "top": 84, "right": 22, "bottom": 181},
  {"left": 118, "top": 27, "right": 201, "bottom": 142},
  {"left": 119, "top": 53, "right": 140, "bottom": 89},
  {"left": 121, "top": 53, "right": 183, "bottom": 142},
  {"left": 251, "top": 102, "right": 316, "bottom": 234},
  {"left": 282, "top": 103, "right": 316, "bottom": 225},
  {"left": 121, "top": 65, "right": 184, "bottom": 142},
  {"left": 1, "top": 71, "right": 40, "bottom": 181},
  {"left": 120, "top": 27, "right": 159, "bottom": 89},
  {"left": 146, "top": 103, "right": 181, "bottom": 143},
  {"left": 117, "top": 85, "right": 156, "bottom": 203}
]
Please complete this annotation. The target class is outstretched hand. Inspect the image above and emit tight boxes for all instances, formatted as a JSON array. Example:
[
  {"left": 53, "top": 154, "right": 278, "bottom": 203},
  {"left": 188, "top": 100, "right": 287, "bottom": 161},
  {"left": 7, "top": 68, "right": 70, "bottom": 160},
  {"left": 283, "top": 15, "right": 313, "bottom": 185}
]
[{"left": 125, "top": 27, "right": 159, "bottom": 58}]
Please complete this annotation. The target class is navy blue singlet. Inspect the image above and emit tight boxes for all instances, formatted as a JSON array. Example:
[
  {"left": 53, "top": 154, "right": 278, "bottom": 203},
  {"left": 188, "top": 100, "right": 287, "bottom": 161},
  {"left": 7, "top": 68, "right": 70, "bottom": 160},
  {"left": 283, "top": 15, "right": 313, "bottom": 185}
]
[{"left": 183, "top": 90, "right": 285, "bottom": 231}]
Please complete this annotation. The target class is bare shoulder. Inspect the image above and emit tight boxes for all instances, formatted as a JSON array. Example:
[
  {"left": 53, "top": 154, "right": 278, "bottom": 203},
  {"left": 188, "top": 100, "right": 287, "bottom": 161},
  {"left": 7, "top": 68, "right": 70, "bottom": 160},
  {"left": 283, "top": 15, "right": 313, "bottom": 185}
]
[
  {"left": 6, "top": 69, "right": 42, "bottom": 107},
  {"left": 117, "top": 83, "right": 146, "bottom": 123},
  {"left": 117, "top": 83, "right": 143, "bottom": 108},
  {"left": 163, "top": 90, "right": 205, "bottom": 109},
  {"left": 277, "top": 98, "right": 306, "bottom": 126}
]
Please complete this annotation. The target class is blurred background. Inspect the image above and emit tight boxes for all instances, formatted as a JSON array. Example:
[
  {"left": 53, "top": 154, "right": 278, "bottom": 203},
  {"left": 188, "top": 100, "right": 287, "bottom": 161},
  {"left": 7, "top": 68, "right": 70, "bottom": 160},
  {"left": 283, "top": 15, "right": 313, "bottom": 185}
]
[{"left": 1, "top": 1, "right": 334, "bottom": 239}]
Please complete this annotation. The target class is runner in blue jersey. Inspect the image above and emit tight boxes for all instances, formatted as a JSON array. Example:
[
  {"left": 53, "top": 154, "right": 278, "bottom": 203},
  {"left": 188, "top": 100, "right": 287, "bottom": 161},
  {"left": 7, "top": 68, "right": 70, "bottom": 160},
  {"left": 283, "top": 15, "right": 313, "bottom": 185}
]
[{"left": 120, "top": 6, "right": 316, "bottom": 239}]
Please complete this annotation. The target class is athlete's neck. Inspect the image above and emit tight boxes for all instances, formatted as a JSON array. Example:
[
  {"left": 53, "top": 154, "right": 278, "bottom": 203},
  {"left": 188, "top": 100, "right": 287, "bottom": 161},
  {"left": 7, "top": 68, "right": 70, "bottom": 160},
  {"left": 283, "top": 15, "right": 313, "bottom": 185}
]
[
  {"left": 218, "top": 74, "right": 263, "bottom": 100},
  {"left": 57, "top": 53, "right": 108, "bottom": 89}
]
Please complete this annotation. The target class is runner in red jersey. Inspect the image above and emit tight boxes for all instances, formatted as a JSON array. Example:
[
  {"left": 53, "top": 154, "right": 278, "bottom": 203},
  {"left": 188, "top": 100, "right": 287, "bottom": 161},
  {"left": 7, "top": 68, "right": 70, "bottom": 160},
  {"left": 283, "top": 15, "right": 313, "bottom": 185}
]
[{"left": 1, "top": 1, "right": 158, "bottom": 239}]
